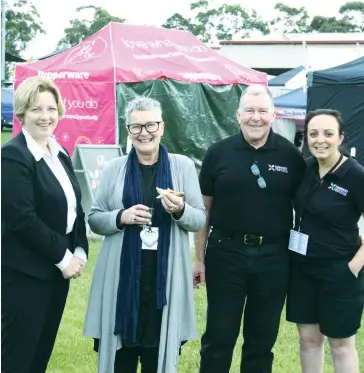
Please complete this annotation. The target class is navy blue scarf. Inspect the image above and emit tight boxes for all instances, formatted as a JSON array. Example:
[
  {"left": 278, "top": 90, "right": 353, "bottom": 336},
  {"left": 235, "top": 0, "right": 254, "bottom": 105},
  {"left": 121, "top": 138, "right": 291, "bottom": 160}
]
[{"left": 114, "top": 145, "right": 173, "bottom": 342}]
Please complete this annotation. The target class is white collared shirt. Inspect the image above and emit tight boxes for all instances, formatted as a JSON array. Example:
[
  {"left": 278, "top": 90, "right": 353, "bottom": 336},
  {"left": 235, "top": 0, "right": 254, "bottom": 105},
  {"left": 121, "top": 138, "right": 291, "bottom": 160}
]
[{"left": 22, "top": 129, "right": 87, "bottom": 270}]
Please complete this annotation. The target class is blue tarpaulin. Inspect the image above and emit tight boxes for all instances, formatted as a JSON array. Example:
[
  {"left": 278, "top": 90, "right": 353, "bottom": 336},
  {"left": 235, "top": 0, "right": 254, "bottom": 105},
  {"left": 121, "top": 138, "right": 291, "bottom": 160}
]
[
  {"left": 1, "top": 87, "right": 13, "bottom": 123},
  {"left": 274, "top": 87, "right": 307, "bottom": 109}
]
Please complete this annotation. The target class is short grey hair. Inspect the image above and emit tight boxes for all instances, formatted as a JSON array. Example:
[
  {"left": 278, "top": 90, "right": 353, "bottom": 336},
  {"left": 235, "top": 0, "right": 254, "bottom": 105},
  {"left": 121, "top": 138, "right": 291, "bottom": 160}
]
[
  {"left": 125, "top": 97, "right": 162, "bottom": 125},
  {"left": 239, "top": 84, "right": 274, "bottom": 109}
]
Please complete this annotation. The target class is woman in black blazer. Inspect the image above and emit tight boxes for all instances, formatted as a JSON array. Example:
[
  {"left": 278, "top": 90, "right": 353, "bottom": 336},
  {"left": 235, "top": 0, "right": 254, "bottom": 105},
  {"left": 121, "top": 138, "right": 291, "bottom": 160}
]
[{"left": 1, "top": 76, "right": 89, "bottom": 373}]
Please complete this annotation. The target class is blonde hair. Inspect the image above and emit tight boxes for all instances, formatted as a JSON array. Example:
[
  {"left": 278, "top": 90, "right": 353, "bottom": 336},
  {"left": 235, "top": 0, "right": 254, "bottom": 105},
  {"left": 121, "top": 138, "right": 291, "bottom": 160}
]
[{"left": 14, "top": 76, "right": 65, "bottom": 123}]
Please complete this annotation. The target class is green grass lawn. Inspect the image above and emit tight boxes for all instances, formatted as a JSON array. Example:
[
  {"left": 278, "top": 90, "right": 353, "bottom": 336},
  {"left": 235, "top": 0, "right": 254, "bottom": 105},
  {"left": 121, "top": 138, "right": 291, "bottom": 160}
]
[
  {"left": 1, "top": 131, "right": 363, "bottom": 372},
  {"left": 1, "top": 128, "right": 12, "bottom": 145},
  {"left": 46, "top": 241, "right": 364, "bottom": 373}
]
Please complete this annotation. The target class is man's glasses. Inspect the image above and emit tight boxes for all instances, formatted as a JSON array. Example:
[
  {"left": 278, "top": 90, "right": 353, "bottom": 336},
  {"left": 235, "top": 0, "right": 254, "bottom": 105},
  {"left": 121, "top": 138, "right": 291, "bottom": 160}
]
[
  {"left": 127, "top": 121, "right": 161, "bottom": 135},
  {"left": 251, "top": 163, "right": 266, "bottom": 188}
]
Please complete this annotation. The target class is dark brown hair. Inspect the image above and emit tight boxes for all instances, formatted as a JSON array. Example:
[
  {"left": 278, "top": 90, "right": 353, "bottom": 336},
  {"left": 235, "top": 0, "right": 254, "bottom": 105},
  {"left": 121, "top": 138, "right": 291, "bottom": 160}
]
[{"left": 302, "top": 109, "right": 345, "bottom": 155}]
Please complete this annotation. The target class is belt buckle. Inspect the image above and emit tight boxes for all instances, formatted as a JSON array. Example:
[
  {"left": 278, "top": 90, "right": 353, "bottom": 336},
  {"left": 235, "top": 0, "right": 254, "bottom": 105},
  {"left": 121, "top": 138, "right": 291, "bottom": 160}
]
[{"left": 244, "top": 234, "right": 263, "bottom": 246}]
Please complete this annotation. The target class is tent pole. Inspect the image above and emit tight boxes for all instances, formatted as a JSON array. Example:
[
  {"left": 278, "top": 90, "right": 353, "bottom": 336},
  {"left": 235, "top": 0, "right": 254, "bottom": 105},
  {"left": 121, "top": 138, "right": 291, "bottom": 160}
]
[
  {"left": 126, "top": 136, "right": 132, "bottom": 154},
  {"left": 1, "top": 0, "right": 6, "bottom": 82},
  {"left": 302, "top": 40, "right": 309, "bottom": 71},
  {"left": 115, "top": 87, "right": 119, "bottom": 147}
]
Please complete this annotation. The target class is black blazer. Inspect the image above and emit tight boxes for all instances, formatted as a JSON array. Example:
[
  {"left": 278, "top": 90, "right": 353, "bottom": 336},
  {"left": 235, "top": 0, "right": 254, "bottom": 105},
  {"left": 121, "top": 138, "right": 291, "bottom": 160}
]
[{"left": 1, "top": 132, "right": 89, "bottom": 280}]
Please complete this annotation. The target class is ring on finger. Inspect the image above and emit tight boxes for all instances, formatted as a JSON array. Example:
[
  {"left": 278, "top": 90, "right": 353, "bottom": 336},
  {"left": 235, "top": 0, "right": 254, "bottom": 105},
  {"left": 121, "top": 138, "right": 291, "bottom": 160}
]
[{"left": 132, "top": 216, "right": 137, "bottom": 222}]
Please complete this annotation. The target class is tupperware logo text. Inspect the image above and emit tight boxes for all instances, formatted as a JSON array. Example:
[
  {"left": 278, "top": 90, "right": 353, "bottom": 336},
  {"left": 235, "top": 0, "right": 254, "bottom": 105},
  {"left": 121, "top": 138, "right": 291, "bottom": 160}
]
[
  {"left": 38, "top": 71, "right": 90, "bottom": 80},
  {"left": 121, "top": 38, "right": 208, "bottom": 53}
]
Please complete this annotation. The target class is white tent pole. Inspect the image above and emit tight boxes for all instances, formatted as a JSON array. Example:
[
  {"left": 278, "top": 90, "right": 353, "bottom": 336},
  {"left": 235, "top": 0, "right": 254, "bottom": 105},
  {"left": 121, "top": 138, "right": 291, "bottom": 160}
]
[
  {"left": 114, "top": 85, "right": 119, "bottom": 147},
  {"left": 126, "top": 136, "right": 132, "bottom": 154},
  {"left": 1, "top": 0, "right": 6, "bottom": 81},
  {"left": 302, "top": 40, "right": 309, "bottom": 71}
]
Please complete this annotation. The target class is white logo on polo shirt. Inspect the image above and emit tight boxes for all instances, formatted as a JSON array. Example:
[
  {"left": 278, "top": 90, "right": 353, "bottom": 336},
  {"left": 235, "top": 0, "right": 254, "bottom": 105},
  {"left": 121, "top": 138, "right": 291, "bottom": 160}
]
[
  {"left": 328, "top": 182, "right": 348, "bottom": 196},
  {"left": 268, "top": 164, "right": 288, "bottom": 173}
]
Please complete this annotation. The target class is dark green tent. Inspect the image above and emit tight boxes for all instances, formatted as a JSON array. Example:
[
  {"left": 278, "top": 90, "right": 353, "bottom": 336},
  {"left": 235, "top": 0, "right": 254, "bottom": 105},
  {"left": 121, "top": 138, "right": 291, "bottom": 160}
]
[
  {"left": 307, "top": 57, "right": 364, "bottom": 165},
  {"left": 5, "top": 52, "right": 25, "bottom": 63}
]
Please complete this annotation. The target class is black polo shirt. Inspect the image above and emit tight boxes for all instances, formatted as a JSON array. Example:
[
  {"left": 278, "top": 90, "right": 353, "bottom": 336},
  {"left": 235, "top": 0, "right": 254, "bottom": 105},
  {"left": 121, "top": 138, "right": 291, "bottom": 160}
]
[
  {"left": 199, "top": 130, "right": 306, "bottom": 236},
  {"left": 293, "top": 157, "right": 364, "bottom": 260}
]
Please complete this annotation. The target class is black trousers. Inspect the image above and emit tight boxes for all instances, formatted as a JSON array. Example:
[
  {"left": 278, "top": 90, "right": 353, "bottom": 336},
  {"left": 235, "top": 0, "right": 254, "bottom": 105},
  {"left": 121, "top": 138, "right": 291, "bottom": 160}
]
[
  {"left": 200, "top": 230, "right": 290, "bottom": 373},
  {"left": 114, "top": 346, "right": 159, "bottom": 373},
  {"left": 1, "top": 268, "right": 69, "bottom": 373}
]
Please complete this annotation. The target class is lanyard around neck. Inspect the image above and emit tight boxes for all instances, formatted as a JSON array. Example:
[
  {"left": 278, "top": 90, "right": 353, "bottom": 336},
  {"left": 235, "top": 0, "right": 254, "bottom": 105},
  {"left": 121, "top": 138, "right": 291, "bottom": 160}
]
[{"left": 318, "top": 154, "right": 343, "bottom": 182}]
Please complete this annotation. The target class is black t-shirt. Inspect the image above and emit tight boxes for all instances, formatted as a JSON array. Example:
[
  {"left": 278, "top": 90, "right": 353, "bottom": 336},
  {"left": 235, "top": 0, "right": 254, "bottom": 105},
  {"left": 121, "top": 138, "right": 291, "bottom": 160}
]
[
  {"left": 293, "top": 157, "right": 364, "bottom": 260},
  {"left": 140, "top": 162, "right": 158, "bottom": 225},
  {"left": 199, "top": 130, "right": 306, "bottom": 236}
]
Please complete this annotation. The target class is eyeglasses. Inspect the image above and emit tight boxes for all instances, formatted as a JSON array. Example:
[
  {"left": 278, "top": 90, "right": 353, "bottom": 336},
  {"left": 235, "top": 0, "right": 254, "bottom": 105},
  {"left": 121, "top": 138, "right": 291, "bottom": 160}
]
[
  {"left": 251, "top": 163, "right": 266, "bottom": 188},
  {"left": 127, "top": 121, "right": 161, "bottom": 135}
]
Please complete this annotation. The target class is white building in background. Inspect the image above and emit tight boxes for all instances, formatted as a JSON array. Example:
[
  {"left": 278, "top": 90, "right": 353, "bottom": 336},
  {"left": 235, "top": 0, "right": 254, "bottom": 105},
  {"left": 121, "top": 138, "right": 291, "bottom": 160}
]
[{"left": 216, "top": 33, "right": 364, "bottom": 75}]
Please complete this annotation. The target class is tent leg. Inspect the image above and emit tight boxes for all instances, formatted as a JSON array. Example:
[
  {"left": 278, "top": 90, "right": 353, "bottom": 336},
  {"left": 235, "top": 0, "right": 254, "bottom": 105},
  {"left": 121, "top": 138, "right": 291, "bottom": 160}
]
[{"left": 126, "top": 137, "right": 132, "bottom": 154}]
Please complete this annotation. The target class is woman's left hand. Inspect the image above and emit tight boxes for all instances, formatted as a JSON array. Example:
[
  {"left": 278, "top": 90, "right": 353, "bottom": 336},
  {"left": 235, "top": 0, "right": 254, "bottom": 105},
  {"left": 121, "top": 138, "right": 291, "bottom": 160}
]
[{"left": 161, "top": 192, "right": 184, "bottom": 215}]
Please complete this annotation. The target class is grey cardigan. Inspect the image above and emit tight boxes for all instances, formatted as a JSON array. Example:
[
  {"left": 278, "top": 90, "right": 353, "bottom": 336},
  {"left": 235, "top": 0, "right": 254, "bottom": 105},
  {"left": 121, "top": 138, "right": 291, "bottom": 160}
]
[{"left": 83, "top": 154, "right": 206, "bottom": 373}]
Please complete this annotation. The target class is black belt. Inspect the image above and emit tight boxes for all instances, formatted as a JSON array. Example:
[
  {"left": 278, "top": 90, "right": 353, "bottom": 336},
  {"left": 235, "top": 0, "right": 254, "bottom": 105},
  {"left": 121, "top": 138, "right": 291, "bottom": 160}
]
[{"left": 211, "top": 227, "right": 289, "bottom": 246}]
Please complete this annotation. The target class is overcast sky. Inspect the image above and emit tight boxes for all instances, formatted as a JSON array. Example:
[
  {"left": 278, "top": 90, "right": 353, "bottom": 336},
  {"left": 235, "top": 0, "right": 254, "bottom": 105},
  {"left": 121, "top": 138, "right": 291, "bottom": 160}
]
[{"left": 16, "top": 0, "right": 349, "bottom": 58}]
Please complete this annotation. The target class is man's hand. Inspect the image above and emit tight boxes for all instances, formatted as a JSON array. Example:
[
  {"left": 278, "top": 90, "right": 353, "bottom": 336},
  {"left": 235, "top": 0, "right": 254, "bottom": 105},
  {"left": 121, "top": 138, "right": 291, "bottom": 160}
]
[
  {"left": 193, "top": 260, "right": 206, "bottom": 288},
  {"left": 62, "top": 256, "right": 85, "bottom": 279}
]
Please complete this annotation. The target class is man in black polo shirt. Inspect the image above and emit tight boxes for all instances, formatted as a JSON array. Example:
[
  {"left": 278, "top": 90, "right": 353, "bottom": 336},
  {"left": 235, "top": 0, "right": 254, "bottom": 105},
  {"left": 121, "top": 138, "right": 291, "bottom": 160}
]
[{"left": 194, "top": 85, "right": 306, "bottom": 373}]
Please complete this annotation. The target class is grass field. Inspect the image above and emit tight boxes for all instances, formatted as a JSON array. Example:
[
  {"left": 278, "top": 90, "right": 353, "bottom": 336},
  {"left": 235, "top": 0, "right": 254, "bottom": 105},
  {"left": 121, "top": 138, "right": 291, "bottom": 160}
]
[
  {"left": 45, "top": 241, "right": 363, "bottom": 373},
  {"left": 1, "top": 128, "right": 12, "bottom": 145},
  {"left": 1, "top": 131, "right": 363, "bottom": 372}
]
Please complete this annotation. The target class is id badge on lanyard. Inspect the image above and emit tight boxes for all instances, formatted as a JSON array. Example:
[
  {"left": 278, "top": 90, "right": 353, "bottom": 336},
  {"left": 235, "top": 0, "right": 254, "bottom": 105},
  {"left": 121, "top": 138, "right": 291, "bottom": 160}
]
[
  {"left": 140, "top": 226, "right": 159, "bottom": 250},
  {"left": 288, "top": 229, "right": 309, "bottom": 256}
]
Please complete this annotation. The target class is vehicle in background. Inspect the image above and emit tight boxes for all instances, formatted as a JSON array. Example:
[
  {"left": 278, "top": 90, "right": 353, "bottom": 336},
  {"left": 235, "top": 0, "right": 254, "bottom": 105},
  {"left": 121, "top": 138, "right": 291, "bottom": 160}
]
[{"left": 1, "top": 86, "right": 14, "bottom": 131}]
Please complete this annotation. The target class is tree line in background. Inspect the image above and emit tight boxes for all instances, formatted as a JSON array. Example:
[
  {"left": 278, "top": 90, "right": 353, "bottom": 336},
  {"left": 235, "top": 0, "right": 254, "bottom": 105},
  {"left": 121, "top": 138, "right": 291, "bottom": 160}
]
[
  {"left": 4, "top": 0, "right": 364, "bottom": 60},
  {"left": 162, "top": 0, "right": 364, "bottom": 42}
]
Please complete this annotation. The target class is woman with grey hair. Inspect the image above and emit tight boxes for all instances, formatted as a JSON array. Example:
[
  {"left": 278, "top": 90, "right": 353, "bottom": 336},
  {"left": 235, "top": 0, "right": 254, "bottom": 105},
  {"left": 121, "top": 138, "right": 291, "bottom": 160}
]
[{"left": 83, "top": 97, "right": 206, "bottom": 373}]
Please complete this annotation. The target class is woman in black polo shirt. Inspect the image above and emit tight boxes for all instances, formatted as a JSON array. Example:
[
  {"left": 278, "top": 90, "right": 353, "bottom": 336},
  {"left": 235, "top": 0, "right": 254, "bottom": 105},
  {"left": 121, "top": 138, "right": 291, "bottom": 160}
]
[{"left": 287, "top": 109, "right": 364, "bottom": 373}]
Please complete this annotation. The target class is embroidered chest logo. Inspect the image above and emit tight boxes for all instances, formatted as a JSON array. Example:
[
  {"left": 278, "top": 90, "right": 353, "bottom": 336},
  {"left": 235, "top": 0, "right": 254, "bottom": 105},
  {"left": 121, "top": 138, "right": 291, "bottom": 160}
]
[
  {"left": 268, "top": 164, "right": 288, "bottom": 173},
  {"left": 328, "top": 182, "right": 348, "bottom": 196}
]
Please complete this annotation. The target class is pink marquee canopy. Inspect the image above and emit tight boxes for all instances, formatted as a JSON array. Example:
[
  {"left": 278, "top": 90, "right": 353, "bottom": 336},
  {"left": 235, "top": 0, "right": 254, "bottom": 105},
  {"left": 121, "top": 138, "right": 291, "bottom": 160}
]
[{"left": 14, "top": 23, "right": 267, "bottom": 153}]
